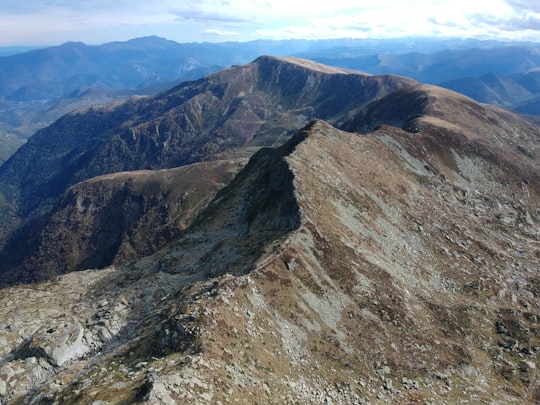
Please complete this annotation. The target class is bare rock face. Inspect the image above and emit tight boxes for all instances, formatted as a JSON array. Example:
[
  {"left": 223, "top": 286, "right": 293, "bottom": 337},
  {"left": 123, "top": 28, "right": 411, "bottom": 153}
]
[
  {"left": 24, "top": 322, "right": 89, "bottom": 367},
  {"left": 0, "top": 59, "right": 538, "bottom": 404}
]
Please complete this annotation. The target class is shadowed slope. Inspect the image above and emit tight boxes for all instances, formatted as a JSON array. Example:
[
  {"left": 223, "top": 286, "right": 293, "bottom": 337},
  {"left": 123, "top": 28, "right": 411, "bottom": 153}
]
[
  {"left": 0, "top": 160, "right": 243, "bottom": 285},
  {"left": 152, "top": 122, "right": 310, "bottom": 279}
]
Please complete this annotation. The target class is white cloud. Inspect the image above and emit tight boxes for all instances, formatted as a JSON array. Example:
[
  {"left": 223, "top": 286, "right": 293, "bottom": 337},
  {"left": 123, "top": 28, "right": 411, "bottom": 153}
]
[
  {"left": 505, "top": 0, "right": 540, "bottom": 13},
  {"left": 253, "top": 1, "right": 513, "bottom": 40},
  {"left": 202, "top": 28, "right": 241, "bottom": 36},
  {"left": 1, "top": 0, "right": 540, "bottom": 46},
  {"left": 462, "top": 0, "right": 540, "bottom": 39}
]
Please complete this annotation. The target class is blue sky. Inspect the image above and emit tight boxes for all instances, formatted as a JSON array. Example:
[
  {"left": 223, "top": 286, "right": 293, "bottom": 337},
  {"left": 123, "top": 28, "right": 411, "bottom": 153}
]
[{"left": 1, "top": 0, "right": 539, "bottom": 46}]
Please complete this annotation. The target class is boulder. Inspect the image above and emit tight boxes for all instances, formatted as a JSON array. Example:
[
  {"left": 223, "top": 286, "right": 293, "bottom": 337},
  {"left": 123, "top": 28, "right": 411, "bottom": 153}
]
[
  {"left": 26, "top": 321, "right": 89, "bottom": 367},
  {"left": 518, "top": 360, "right": 536, "bottom": 373}
]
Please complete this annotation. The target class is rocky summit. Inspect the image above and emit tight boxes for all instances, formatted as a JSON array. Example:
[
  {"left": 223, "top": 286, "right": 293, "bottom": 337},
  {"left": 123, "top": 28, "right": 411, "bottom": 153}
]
[{"left": 0, "top": 57, "right": 539, "bottom": 404}]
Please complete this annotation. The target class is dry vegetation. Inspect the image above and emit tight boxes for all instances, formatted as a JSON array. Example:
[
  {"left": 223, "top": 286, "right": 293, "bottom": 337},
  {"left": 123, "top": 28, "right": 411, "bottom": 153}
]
[{"left": 0, "top": 59, "right": 538, "bottom": 404}]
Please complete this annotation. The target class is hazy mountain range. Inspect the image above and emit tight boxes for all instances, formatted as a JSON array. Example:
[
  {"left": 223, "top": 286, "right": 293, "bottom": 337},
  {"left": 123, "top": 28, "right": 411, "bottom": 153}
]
[
  {"left": 1, "top": 36, "right": 540, "bottom": 164},
  {"left": 441, "top": 69, "right": 540, "bottom": 114},
  {"left": 0, "top": 41, "right": 538, "bottom": 403}
]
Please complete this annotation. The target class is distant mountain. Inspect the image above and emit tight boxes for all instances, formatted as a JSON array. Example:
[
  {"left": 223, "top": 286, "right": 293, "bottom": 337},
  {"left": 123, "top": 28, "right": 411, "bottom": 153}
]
[
  {"left": 3, "top": 37, "right": 538, "bottom": 103},
  {"left": 297, "top": 45, "right": 540, "bottom": 115},
  {"left": 1, "top": 36, "right": 450, "bottom": 104},
  {"left": 515, "top": 96, "right": 540, "bottom": 115},
  {"left": 441, "top": 73, "right": 531, "bottom": 107},
  {"left": 440, "top": 69, "right": 540, "bottom": 114},
  {"left": 2, "top": 37, "right": 540, "bottom": 142},
  {"left": 0, "top": 79, "right": 186, "bottom": 141},
  {"left": 0, "top": 46, "right": 39, "bottom": 57},
  {"left": 0, "top": 36, "right": 538, "bottom": 166},
  {"left": 300, "top": 46, "right": 540, "bottom": 84},
  {"left": 2, "top": 36, "right": 521, "bottom": 100},
  {"left": 0, "top": 36, "right": 243, "bottom": 142},
  {"left": 0, "top": 37, "right": 219, "bottom": 102},
  {"left": 0, "top": 134, "right": 23, "bottom": 164}
]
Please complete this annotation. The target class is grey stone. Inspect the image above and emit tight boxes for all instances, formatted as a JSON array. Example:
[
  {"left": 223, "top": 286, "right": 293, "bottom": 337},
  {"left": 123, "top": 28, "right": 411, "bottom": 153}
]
[
  {"left": 518, "top": 360, "right": 535, "bottom": 372},
  {"left": 1, "top": 365, "right": 16, "bottom": 380},
  {"left": 27, "top": 322, "right": 90, "bottom": 366}
]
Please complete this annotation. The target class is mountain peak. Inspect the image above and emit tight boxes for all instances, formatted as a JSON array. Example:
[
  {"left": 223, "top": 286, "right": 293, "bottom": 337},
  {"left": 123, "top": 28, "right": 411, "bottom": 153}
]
[
  {"left": 57, "top": 41, "right": 87, "bottom": 49},
  {"left": 254, "top": 55, "right": 363, "bottom": 75}
]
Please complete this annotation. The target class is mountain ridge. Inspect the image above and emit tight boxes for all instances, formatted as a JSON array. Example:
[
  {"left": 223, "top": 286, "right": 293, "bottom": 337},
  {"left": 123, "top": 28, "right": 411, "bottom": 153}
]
[
  {"left": 0, "top": 56, "right": 539, "bottom": 287},
  {"left": 0, "top": 56, "right": 412, "bottom": 232},
  {"left": 0, "top": 160, "right": 245, "bottom": 285},
  {"left": 3, "top": 37, "right": 540, "bottom": 150},
  {"left": 0, "top": 114, "right": 537, "bottom": 402}
]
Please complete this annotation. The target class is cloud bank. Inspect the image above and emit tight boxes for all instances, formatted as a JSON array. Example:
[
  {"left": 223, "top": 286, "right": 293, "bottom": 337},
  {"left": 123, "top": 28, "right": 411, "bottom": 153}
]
[{"left": 1, "top": 0, "right": 539, "bottom": 46}]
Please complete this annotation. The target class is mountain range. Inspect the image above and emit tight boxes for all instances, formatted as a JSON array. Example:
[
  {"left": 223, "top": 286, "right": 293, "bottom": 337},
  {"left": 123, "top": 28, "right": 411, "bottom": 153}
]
[
  {"left": 441, "top": 69, "right": 540, "bottom": 114},
  {"left": 0, "top": 54, "right": 538, "bottom": 403},
  {"left": 2, "top": 36, "right": 523, "bottom": 103},
  {"left": 2, "top": 36, "right": 540, "bottom": 157},
  {"left": 0, "top": 56, "right": 412, "bottom": 275}
]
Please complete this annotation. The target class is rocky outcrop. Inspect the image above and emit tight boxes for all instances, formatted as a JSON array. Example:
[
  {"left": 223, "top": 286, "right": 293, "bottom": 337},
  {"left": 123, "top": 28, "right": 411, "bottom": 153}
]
[{"left": 21, "top": 322, "right": 89, "bottom": 367}]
